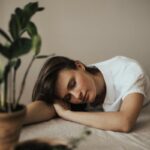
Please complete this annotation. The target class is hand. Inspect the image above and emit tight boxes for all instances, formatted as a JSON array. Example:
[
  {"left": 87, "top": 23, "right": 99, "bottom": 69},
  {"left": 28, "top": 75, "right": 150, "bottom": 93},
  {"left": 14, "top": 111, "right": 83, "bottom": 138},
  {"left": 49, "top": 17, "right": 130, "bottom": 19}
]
[{"left": 53, "top": 100, "right": 71, "bottom": 118}]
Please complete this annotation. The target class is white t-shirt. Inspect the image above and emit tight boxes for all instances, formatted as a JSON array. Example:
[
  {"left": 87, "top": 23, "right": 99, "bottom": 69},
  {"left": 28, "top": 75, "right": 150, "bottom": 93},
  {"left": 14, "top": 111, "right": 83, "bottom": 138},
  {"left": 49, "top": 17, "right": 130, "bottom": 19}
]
[{"left": 87, "top": 56, "right": 150, "bottom": 112}]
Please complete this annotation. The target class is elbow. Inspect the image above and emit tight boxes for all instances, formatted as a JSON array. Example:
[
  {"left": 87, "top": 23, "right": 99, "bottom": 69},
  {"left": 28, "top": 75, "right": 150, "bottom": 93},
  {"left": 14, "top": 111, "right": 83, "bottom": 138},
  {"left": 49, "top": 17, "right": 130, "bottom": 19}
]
[
  {"left": 121, "top": 125, "right": 132, "bottom": 133},
  {"left": 120, "top": 119, "right": 134, "bottom": 133}
]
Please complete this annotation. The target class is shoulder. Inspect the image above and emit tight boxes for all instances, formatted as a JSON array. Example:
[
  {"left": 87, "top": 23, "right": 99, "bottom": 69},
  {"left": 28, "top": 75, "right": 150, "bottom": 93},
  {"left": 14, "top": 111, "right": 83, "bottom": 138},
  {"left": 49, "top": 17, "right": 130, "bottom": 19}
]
[
  {"left": 105, "top": 56, "right": 142, "bottom": 67},
  {"left": 93, "top": 56, "right": 138, "bottom": 66},
  {"left": 111, "top": 56, "right": 145, "bottom": 82},
  {"left": 91, "top": 56, "right": 145, "bottom": 79},
  {"left": 93, "top": 56, "right": 144, "bottom": 72}
]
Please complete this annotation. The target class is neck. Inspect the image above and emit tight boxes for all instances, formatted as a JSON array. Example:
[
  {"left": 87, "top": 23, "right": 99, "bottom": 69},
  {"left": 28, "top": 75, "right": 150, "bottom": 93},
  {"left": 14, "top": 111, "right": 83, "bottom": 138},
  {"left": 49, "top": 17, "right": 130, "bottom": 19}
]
[{"left": 92, "top": 71, "right": 106, "bottom": 106}]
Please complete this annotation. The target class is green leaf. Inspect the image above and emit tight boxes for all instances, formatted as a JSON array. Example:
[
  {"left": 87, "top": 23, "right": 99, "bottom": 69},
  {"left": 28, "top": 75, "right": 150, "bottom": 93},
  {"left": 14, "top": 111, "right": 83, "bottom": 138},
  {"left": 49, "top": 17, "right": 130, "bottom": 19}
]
[
  {"left": 24, "top": 2, "right": 44, "bottom": 11},
  {"left": 8, "top": 2, "right": 44, "bottom": 41},
  {"left": 26, "top": 22, "right": 38, "bottom": 37},
  {"left": 35, "top": 54, "right": 55, "bottom": 59},
  {"left": 0, "top": 43, "right": 11, "bottom": 59},
  {"left": 9, "top": 14, "right": 20, "bottom": 40},
  {"left": 31, "top": 35, "right": 41, "bottom": 56},
  {"left": 10, "top": 38, "right": 32, "bottom": 58},
  {"left": 24, "top": 2, "right": 44, "bottom": 13},
  {"left": 15, "top": 8, "right": 25, "bottom": 29},
  {"left": 23, "top": 2, "right": 44, "bottom": 21},
  {"left": 0, "top": 29, "right": 12, "bottom": 43},
  {"left": 37, "top": 7, "right": 45, "bottom": 11},
  {"left": 35, "top": 55, "right": 50, "bottom": 59}
]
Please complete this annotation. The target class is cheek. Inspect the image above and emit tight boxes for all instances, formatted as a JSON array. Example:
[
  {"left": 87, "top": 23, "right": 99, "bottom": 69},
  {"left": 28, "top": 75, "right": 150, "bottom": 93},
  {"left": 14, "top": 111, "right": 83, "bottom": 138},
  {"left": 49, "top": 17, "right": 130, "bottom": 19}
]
[
  {"left": 78, "top": 74, "right": 94, "bottom": 90},
  {"left": 77, "top": 76, "right": 87, "bottom": 88},
  {"left": 84, "top": 75, "right": 94, "bottom": 87}
]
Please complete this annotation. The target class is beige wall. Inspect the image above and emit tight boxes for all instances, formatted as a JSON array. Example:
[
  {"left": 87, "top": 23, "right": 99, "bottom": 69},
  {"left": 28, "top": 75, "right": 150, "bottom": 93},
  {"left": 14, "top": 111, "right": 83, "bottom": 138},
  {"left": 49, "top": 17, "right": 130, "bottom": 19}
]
[{"left": 1, "top": 0, "right": 150, "bottom": 104}]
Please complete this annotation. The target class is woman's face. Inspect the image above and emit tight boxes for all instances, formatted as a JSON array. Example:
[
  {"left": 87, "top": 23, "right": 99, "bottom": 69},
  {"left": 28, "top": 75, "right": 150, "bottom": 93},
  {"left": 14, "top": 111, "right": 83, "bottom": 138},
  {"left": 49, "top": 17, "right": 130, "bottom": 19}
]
[{"left": 55, "top": 63, "right": 98, "bottom": 104}]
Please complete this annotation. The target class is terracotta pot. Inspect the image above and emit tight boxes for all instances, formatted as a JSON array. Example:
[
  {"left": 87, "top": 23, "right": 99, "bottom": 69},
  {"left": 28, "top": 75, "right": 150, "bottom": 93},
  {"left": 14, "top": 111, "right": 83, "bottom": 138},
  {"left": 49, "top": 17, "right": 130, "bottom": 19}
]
[{"left": 0, "top": 105, "right": 26, "bottom": 150}]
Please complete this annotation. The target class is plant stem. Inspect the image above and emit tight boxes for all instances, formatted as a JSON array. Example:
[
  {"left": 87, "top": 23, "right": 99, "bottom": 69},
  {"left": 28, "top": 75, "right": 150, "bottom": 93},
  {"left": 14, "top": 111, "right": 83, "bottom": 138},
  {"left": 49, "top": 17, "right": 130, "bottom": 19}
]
[
  {"left": 0, "top": 83, "right": 5, "bottom": 109},
  {"left": 0, "top": 84, "right": 2, "bottom": 108},
  {"left": 13, "top": 67, "right": 16, "bottom": 108},
  {"left": 7, "top": 68, "right": 13, "bottom": 112},
  {"left": 4, "top": 68, "right": 8, "bottom": 110},
  {"left": 16, "top": 56, "right": 35, "bottom": 106}
]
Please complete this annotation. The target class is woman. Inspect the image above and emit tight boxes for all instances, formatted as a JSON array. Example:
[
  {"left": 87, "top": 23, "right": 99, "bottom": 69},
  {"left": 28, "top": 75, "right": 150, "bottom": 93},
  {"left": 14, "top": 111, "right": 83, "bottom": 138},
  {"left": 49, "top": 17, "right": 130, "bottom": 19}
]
[{"left": 25, "top": 56, "right": 150, "bottom": 132}]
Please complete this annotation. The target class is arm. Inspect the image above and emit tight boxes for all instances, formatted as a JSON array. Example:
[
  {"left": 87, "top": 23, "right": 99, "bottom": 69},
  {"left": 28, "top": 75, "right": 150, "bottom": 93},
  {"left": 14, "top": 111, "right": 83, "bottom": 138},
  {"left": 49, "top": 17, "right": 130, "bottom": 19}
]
[
  {"left": 54, "top": 93, "right": 144, "bottom": 132},
  {"left": 24, "top": 101, "right": 57, "bottom": 125}
]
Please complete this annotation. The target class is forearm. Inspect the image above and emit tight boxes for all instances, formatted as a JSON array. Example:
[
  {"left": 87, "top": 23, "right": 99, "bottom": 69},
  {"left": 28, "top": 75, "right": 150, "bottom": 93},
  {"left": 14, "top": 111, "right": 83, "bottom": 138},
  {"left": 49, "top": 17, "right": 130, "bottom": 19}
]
[
  {"left": 24, "top": 101, "right": 56, "bottom": 125},
  {"left": 62, "top": 111, "right": 129, "bottom": 132}
]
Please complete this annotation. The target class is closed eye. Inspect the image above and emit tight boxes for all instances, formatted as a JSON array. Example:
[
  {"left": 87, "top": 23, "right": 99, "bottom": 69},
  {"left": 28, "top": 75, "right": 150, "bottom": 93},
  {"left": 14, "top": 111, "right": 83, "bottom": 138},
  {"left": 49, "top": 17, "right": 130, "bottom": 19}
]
[
  {"left": 63, "top": 78, "right": 76, "bottom": 102},
  {"left": 68, "top": 78, "right": 76, "bottom": 89}
]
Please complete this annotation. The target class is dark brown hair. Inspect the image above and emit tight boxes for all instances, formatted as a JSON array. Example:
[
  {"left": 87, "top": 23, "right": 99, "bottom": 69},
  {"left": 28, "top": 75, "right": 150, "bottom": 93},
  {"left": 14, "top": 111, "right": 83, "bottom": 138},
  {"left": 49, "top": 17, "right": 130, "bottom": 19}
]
[{"left": 32, "top": 56, "right": 99, "bottom": 105}]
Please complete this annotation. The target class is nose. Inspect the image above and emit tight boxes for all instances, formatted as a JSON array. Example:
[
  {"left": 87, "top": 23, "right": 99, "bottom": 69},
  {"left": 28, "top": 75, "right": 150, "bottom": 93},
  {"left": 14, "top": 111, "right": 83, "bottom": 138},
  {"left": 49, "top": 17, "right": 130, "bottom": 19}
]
[{"left": 70, "top": 89, "right": 83, "bottom": 100}]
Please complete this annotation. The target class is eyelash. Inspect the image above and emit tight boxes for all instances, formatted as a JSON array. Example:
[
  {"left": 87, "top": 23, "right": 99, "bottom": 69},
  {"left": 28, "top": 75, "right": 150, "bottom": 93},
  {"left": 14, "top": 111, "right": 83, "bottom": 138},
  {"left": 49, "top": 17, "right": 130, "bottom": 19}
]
[
  {"left": 69, "top": 79, "right": 76, "bottom": 89},
  {"left": 64, "top": 79, "right": 76, "bottom": 102}
]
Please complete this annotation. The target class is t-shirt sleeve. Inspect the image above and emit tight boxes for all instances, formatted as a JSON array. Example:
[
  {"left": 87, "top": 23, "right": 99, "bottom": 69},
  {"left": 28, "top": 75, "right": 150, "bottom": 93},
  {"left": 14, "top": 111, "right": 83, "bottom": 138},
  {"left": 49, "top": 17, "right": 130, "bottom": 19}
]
[
  {"left": 120, "top": 61, "right": 146, "bottom": 100},
  {"left": 121, "top": 73, "right": 146, "bottom": 100}
]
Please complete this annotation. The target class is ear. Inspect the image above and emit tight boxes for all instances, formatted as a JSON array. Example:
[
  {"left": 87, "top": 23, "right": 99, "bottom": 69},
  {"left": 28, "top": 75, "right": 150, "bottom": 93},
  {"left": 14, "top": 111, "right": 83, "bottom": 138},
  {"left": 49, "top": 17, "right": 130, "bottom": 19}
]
[{"left": 75, "top": 60, "right": 86, "bottom": 71}]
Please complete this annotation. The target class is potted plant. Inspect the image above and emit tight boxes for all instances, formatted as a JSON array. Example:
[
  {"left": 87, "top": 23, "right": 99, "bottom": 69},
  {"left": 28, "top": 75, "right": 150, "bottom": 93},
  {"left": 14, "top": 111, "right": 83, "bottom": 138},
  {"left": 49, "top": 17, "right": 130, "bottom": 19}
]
[{"left": 0, "top": 2, "right": 49, "bottom": 149}]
